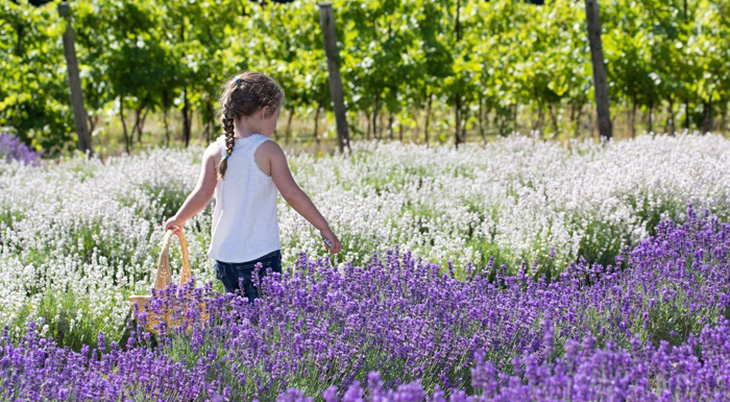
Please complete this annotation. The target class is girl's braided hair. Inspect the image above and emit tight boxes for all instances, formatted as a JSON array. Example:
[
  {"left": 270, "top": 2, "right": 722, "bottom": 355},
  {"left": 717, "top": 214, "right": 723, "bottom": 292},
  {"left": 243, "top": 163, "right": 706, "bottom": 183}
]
[{"left": 216, "top": 71, "right": 285, "bottom": 181}]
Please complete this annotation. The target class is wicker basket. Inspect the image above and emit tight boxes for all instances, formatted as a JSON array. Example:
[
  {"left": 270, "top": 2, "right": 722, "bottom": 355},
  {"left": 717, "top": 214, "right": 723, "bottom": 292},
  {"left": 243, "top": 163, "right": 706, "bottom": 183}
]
[{"left": 129, "top": 229, "right": 208, "bottom": 335}]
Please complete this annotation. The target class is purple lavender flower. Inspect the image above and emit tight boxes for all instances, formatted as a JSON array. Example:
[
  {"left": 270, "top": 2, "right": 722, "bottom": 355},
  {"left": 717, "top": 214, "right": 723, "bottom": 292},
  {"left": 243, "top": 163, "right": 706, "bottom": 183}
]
[
  {"left": 0, "top": 131, "right": 42, "bottom": 166},
  {"left": 2, "top": 204, "right": 730, "bottom": 400}
]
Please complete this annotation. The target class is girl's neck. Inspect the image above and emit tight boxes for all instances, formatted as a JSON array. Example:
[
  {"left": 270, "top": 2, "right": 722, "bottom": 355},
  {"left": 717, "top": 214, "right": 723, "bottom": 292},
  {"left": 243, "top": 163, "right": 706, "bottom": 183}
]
[
  {"left": 234, "top": 121, "right": 260, "bottom": 139},
  {"left": 234, "top": 129, "right": 258, "bottom": 139}
]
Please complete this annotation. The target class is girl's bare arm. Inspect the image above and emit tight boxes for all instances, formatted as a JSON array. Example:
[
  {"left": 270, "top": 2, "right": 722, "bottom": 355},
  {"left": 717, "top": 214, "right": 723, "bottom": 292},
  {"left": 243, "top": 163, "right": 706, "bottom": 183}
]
[
  {"left": 261, "top": 141, "right": 342, "bottom": 254},
  {"left": 164, "top": 144, "right": 219, "bottom": 233}
]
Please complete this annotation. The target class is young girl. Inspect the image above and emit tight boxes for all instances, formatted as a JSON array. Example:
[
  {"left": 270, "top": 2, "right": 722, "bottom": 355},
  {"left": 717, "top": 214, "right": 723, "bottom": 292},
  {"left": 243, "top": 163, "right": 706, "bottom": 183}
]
[{"left": 163, "top": 71, "right": 341, "bottom": 303}]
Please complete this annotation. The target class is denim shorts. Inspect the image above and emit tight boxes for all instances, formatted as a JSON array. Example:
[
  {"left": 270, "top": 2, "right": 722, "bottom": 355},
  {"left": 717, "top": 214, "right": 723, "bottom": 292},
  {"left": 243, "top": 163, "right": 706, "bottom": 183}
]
[{"left": 213, "top": 250, "right": 282, "bottom": 303}]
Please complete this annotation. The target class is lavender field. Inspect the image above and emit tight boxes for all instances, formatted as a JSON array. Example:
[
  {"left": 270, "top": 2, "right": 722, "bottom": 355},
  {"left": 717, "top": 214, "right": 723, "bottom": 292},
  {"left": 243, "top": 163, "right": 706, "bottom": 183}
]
[{"left": 1, "top": 133, "right": 730, "bottom": 400}]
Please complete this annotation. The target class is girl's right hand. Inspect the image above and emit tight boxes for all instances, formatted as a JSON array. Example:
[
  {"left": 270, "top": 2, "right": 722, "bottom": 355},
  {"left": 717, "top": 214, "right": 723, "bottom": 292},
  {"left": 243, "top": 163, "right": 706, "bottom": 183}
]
[
  {"left": 164, "top": 215, "right": 185, "bottom": 236},
  {"left": 320, "top": 228, "right": 342, "bottom": 254}
]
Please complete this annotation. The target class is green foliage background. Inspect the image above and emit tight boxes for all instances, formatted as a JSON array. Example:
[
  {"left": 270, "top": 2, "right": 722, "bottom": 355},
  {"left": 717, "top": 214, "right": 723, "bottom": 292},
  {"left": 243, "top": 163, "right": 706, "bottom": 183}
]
[{"left": 1, "top": 0, "right": 729, "bottom": 155}]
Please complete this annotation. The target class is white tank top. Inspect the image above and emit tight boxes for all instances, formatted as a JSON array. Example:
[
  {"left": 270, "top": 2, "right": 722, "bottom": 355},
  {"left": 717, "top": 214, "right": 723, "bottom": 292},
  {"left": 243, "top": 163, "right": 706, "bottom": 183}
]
[{"left": 206, "top": 134, "right": 281, "bottom": 262}]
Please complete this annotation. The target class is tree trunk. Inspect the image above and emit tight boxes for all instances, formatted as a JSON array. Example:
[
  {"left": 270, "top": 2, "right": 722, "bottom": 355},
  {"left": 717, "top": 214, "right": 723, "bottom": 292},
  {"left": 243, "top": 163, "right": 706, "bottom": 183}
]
[
  {"left": 584, "top": 0, "right": 612, "bottom": 140},
  {"left": 373, "top": 95, "right": 380, "bottom": 140},
  {"left": 134, "top": 104, "right": 149, "bottom": 144},
  {"left": 365, "top": 110, "right": 371, "bottom": 140},
  {"left": 58, "top": 1, "right": 92, "bottom": 156},
  {"left": 319, "top": 2, "right": 352, "bottom": 153},
  {"left": 630, "top": 93, "right": 637, "bottom": 138},
  {"left": 134, "top": 105, "right": 142, "bottom": 144},
  {"left": 570, "top": 103, "right": 575, "bottom": 123},
  {"left": 702, "top": 98, "right": 713, "bottom": 134},
  {"left": 314, "top": 98, "right": 322, "bottom": 144},
  {"left": 138, "top": 106, "right": 149, "bottom": 143},
  {"left": 666, "top": 96, "right": 676, "bottom": 136},
  {"left": 573, "top": 104, "right": 584, "bottom": 138},
  {"left": 182, "top": 87, "right": 191, "bottom": 147},
  {"left": 205, "top": 97, "right": 214, "bottom": 142},
  {"left": 454, "top": 94, "right": 461, "bottom": 149},
  {"left": 537, "top": 103, "right": 545, "bottom": 133},
  {"left": 424, "top": 91, "right": 432, "bottom": 147},
  {"left": 549, "top": 103, "right": 559, "bottom": 137},
  {"left": 461, "top": 105, "right": 468, "bottom": 143},
  {"left": 119, "top": 96, "right": 131, "bottom": 155}
]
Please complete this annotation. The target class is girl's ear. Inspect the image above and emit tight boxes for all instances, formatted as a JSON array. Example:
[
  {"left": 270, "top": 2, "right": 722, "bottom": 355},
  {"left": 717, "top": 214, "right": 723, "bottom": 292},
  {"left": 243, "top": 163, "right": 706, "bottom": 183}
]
[{"left": 259, "top": 106, "right": 270, "bottom": 119}]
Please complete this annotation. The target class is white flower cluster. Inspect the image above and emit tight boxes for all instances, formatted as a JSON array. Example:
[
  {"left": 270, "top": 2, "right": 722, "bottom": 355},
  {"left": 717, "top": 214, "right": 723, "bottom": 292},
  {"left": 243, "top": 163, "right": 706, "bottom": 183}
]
[
  {"left": 284, "top": 133, "right": 730, "bottom": 271},
  {"left": 0, "top": 133, "right": 728, "bottom": 338}
]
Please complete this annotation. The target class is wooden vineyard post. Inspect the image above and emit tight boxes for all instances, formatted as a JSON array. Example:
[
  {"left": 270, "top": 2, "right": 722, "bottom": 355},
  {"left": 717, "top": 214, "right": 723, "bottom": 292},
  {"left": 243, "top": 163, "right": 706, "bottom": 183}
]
[
  {"left": 584, "top": 0, "right": 612, "bottom": 141},
  {"left": 318, "top": 2, "right": 351, "bottom": 154},
  {"left": 58, "top": 1, "right": 93, "bottom": 156}
]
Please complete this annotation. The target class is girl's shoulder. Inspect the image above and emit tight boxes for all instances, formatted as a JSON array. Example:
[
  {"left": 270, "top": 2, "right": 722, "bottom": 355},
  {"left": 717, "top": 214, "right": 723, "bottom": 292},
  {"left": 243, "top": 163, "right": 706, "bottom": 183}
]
[
  {"left": 256, "top": 136, "right": 282, "bottom": 152},
  {"left": 202, "top": 138, "right": 224, "bottom": 163},
  {"left": 256, "top": 138, "right": 287, "bottom": 166},
  {"left": 209, "top": 136, "right": 227, "bottom": 155}
]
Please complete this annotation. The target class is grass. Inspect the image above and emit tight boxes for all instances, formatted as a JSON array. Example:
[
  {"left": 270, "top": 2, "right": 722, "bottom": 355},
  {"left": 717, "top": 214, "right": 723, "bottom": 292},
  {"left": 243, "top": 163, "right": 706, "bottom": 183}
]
[{"left": 8, "top": 288, "right": 130, "bottom": 354}]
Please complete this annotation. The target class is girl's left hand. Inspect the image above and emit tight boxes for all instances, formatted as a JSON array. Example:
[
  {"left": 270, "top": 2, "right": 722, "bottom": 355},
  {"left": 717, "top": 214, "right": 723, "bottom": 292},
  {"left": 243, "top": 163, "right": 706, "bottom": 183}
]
[{"left": 164, "top": 216, "right": 185, "bottom": 236}]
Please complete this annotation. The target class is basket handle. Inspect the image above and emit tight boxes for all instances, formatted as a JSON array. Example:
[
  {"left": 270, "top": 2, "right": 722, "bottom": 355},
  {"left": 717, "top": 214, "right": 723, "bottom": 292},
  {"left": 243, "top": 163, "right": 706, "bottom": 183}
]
[{"left": 154, "top": 228, "right": 191, "bottom": 290}]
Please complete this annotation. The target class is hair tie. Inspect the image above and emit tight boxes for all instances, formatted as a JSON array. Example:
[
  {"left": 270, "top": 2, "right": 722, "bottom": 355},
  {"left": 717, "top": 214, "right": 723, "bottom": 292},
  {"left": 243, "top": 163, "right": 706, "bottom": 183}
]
[
  {"left": 236, "top": 77, "right": 253, "bottom": 87},
  {"left": 223, "top": 154, "right": 230, "bottom": 159}
]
